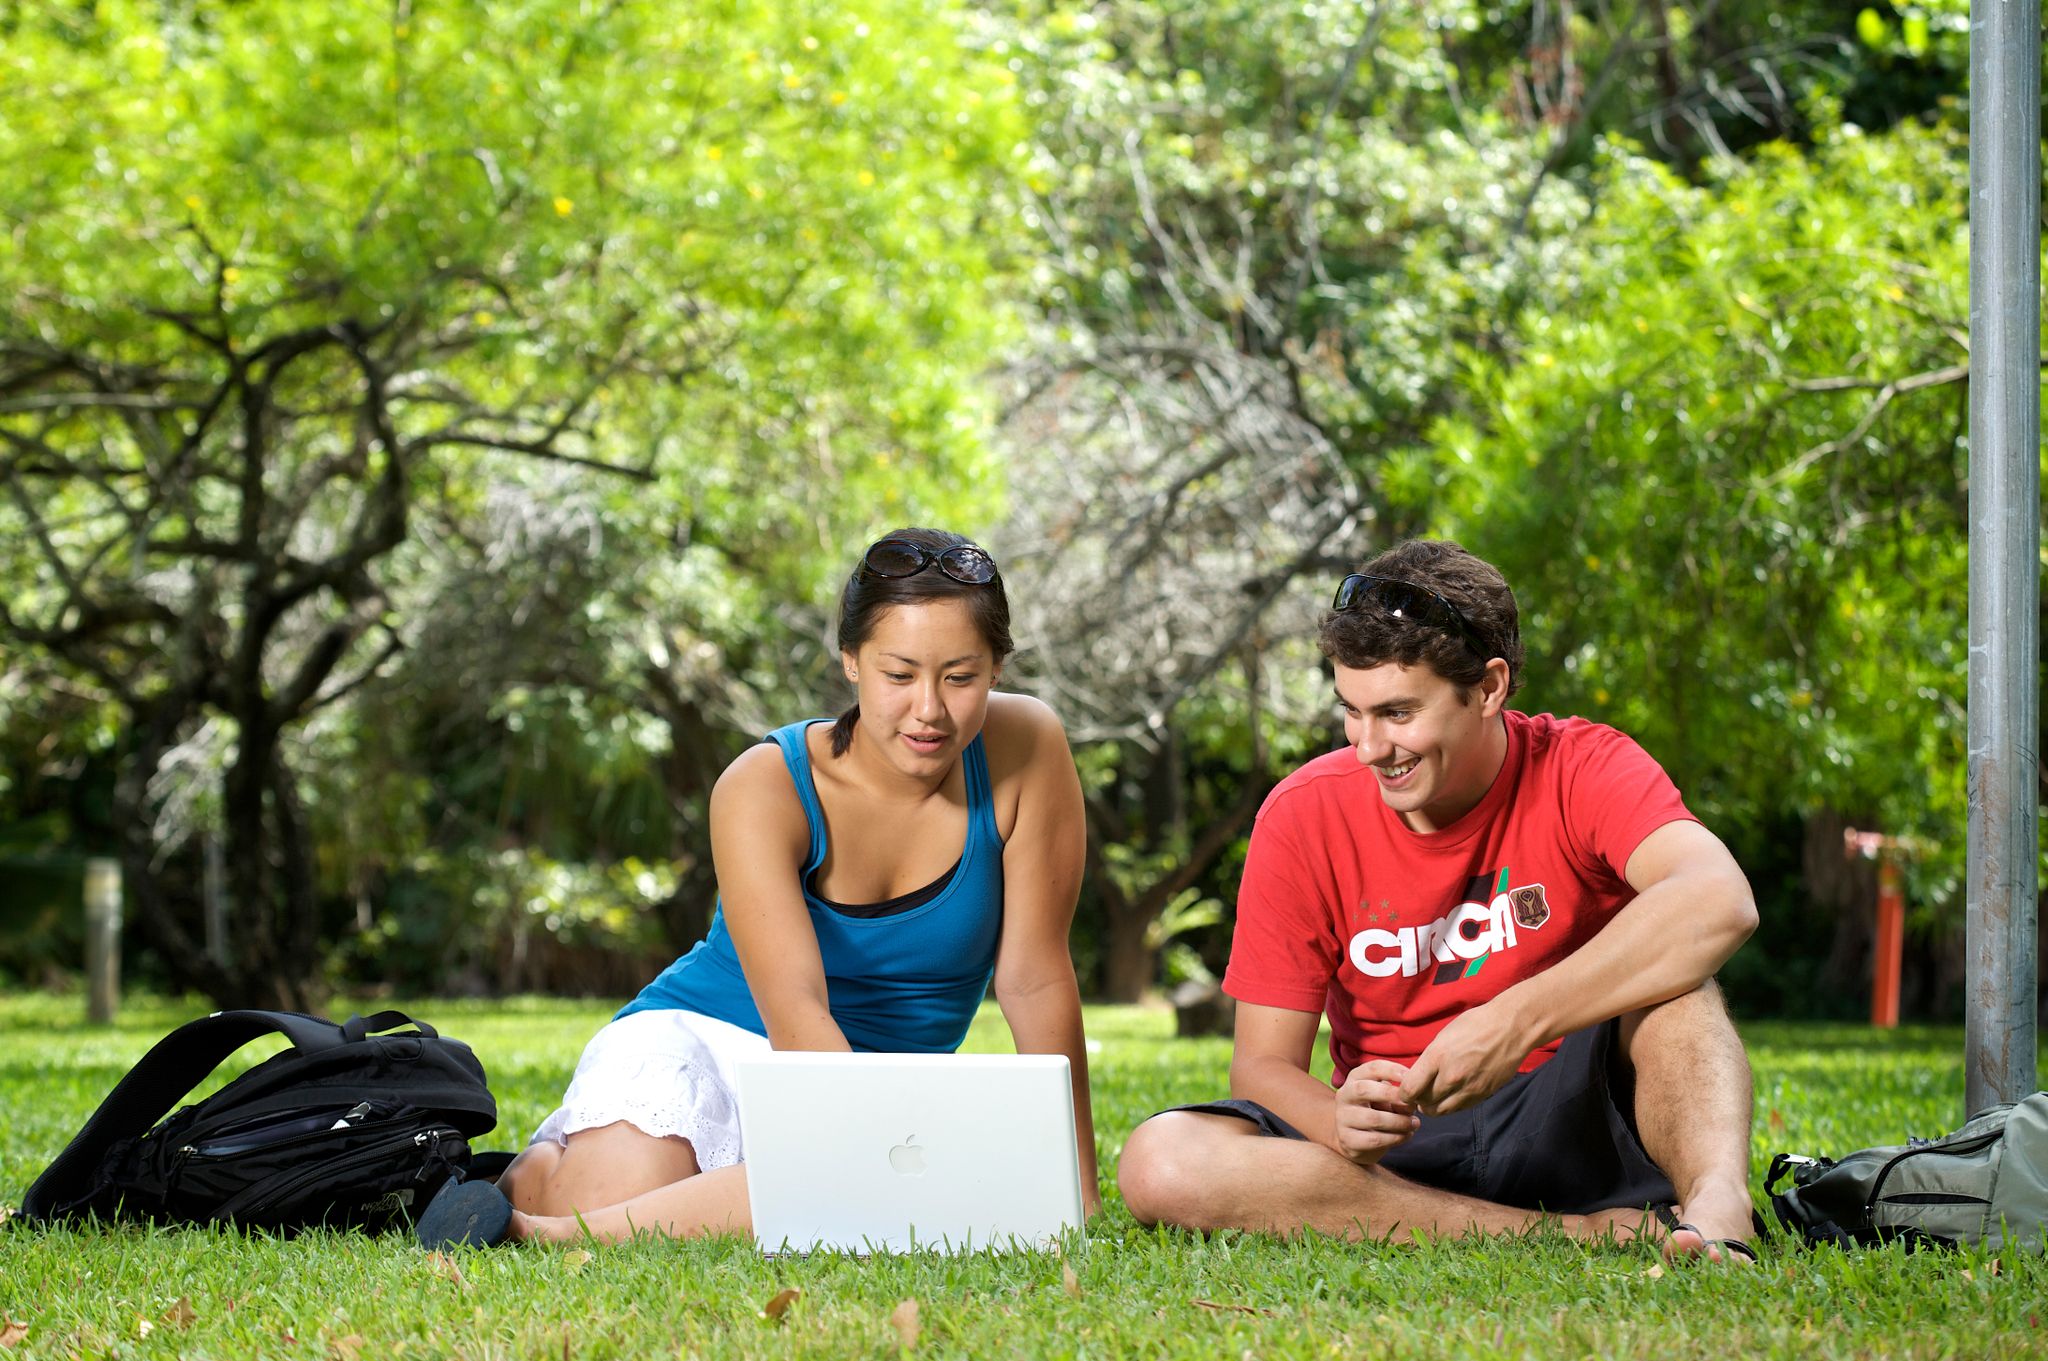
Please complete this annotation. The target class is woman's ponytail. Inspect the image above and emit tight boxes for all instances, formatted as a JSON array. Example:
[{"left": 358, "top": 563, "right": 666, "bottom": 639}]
[{"left": 829, "top": 703, "right": 861, "bottom": 757}]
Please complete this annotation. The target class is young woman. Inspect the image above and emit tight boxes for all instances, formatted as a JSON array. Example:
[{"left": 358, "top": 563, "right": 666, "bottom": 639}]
[{"left": 419, "top": 528, "right": 1098, "bottom": 1246}]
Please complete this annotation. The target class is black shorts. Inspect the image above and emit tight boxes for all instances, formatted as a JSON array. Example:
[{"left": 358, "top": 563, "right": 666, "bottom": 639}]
[{"left": 1170, "top": 1020, "right": 1676, "bottom": 1216}]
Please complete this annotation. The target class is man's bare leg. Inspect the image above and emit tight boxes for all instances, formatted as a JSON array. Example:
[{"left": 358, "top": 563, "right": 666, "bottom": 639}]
[
  {"left": 1118, "top": 1112, "right": 1655, "bottom": 1243},
  {"left": 1621, "top": 981, "right": 1756, "bottom": 1263}
]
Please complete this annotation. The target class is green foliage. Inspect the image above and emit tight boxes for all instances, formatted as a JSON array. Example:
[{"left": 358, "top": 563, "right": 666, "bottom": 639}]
[
  {"left": 342, "top": 847, "right": 674, "bottom": 996},
  {"left": 1434, "top": 119, "right": 1982, "bottom": 902},
  {"left": 0, "top": 0, "right": 1019, "bottom": 599},
  {"left": 0, "top": 0, "right": 1023, "bottom": 999},
  {"left": 0, "top": 0, "right": 2023, "bottom": 1006}
]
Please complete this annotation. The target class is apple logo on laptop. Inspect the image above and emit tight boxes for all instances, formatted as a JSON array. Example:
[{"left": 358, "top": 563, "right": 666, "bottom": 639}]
[{"left": 888, "top": 1135, "right": 927, "bottom": 1176}]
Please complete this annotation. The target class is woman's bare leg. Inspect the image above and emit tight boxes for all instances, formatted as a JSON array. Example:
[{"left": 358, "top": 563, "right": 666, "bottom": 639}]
[
  {"left": 494, "top": 1121, "right": 751, "bottom": 1243},
  {"left": 500, "top": 1121, "right": 703, "bottom": 1219},
  {"left": 510, "top": 1165, "right": 752, "bottom": 1243}
]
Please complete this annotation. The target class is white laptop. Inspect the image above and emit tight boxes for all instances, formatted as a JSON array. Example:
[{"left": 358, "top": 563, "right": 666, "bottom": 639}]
[{"left": 734, "top": 1052, "right": 1085, "bottom": 1255}]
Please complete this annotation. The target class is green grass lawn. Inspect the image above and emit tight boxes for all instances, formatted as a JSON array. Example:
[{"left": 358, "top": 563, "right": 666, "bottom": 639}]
[{"left": 1, "top": 993, "right": 2043, "bottom": 1359}]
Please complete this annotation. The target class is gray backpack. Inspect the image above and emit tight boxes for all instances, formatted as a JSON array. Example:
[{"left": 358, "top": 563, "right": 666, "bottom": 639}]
[{"left": 1767, "top": 1092, "right": 2048, "bottom": 1252}]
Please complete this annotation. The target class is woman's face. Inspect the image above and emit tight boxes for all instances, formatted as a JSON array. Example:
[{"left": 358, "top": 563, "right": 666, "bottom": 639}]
[{"left": 842, "top": 597, "right": 1001, "bottom": 778}]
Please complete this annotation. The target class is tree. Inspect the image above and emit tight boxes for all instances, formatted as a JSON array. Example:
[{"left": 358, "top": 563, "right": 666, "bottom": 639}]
[
  {"left": 1431, "top": 115, "right": 2005, "bottom": 1003},
  {"left": 995, "top": 342, "right": 1353, "bottom": 996},
  {"left": 0, "top": 0, "right": 1020, "bottom": 1005},
  {"left": 997, "top": 0, "right": 1588, "bottom": 994},
  {"left": 994, "top": 0, "right": 1983, "bottom": 999}
]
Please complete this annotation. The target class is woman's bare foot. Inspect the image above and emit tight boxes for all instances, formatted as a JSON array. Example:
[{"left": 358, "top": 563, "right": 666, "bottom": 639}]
[{"left": 508, "top": 1208, "right": 583, "bottom": 1244}]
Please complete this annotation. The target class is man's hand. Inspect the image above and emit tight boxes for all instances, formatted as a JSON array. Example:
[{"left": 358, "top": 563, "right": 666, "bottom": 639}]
[
  {"left": 1331, "top": 1059, "right": 1421, "bottom": 1165},
  {"left": 1399, "top": 997, "right": 1535, "bottom": 1114}
]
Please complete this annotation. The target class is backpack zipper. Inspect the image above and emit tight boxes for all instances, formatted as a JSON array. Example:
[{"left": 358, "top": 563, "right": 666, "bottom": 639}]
[
  {"left": 1865, "top": 1129, "right": 2003, "bottom": 1217},
  {"left": 207, "top": 1125, "right": 462, "bottom": 1222},
  {"left": 181, "top": 1102, "right": 393, "bottom": 1158}
]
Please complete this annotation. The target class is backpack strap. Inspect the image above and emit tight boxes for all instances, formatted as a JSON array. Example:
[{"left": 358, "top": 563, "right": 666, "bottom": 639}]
[
  {"left": 340, "top": 1010, "right": 436, "bottom": 1044},
  {"left": 18, "top": 1010, "right": 355, "bottom": 1222}
]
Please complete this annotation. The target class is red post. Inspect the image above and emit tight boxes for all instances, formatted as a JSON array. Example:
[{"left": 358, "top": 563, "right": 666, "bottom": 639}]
[
  {"left": 1845, "top": 828, "right": 1908, "bottom": 1030},
  {"left": 1871, "top": 857, "right": 1904, "bottom": 1029}
]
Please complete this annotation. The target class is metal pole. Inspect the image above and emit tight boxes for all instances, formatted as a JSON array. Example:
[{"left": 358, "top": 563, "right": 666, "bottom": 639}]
[
  {"left": 84, "top": 857, "right": 122, "bottom": 1024},
  {"left": 1965, "top": 0, "right": 2041, "bottom": 1114}
]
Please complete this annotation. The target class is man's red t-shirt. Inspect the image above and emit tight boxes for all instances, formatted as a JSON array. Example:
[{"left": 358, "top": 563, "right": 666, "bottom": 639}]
[{"left": 1221, "top": 710, "right": 1696, "bottom": 1086}]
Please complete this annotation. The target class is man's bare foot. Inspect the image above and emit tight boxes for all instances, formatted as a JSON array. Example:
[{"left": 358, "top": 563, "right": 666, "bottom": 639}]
[
  {"left": 1576, "top": 1205, "right": 1665, "bottom": 1245},
  {"left": 1661, "top": 1182, "right": 1758, "bottom": 1265}
]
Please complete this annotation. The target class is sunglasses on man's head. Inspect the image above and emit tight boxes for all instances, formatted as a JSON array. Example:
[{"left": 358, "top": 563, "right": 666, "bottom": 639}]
[
  {"left": 1331, "top": 573, "right": 1487, "bottom": 656},
  {"left": 860, "top": 538, "right": 1001, "bottom": 586}
]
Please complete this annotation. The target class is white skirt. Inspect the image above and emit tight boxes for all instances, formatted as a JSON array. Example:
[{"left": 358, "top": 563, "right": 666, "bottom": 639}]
[{"left": 529, "top": 1008, "right": 772, "bottom": 1170}]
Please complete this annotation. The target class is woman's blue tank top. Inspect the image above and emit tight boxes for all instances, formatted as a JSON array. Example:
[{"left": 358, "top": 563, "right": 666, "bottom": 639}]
[{"left": 617, "top": 720, "right": 1005, "bottom": 1052}]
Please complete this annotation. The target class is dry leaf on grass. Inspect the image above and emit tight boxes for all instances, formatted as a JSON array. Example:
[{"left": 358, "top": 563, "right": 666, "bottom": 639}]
[
  {"left": 427, "top": 1253, "right": 470, "bottom": 1290},
  {"left": 329, "top": 1333, "right": 365, "bottom": 1361},
  {"left": 762, "top": 1288, "right": 801, "bottom": 1321},
  {"left": 888, "top": 1299, "right": 920, "bottom": 1349},
  {"left": 1192, "top": 1299, "right": 1275, "bottom": 1318},
  {"left": 1061, "top": 1264, "right": 1081, "bottom": 1299},
  {"left": 562, "top": 1249, "right": 594, "bottom": 1272},
  {"left": 1643, "top": 1263, "right": 1665, "bottom": 1279},
  {"left": 136, "top": 1317, "right": 155, "bottom": 1339},
  {"left": 0, "top": 1321, "right": 26, "bottom": 1350},
  {"left": 163, "top": 1296, "right": 197, "bottom": 1328}
]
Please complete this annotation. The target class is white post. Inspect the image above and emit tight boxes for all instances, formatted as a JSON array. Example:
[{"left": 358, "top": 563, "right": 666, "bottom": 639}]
[
  {"left": 203, "top": 830, "right": 228, "bottom": 967},
  {"left": 84, "top": 857, "right": 122, "bottom": 1024}
]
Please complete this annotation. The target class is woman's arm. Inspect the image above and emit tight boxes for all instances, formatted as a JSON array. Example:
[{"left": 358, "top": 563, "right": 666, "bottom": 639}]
[
  {"left": 985, "top": 696, "right": 1100, "bottom": 1213},
  {"left": 711, "top": 743, "right": 852, "bottom": 1052}
]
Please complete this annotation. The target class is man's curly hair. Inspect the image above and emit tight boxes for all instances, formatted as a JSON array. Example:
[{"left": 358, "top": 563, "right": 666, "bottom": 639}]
[{"left": 1317, "top": 540, "right": 1523, "bottom": 697}]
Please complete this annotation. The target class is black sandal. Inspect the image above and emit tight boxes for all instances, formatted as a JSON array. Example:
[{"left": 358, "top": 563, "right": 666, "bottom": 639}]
[
  {"left": 416, "top": 1177, "right": 514, "bottom": 1250},
  {"left": 1653, "top": 1202, "right": 1759, "bottom": 1264}
]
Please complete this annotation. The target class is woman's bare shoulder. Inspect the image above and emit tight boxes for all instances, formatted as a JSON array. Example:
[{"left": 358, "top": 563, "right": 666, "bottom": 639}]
[
  {"left": 980, "top": 691, "right": 1073, "bottom": 781},
  {"left": 711, "top": 739, "right": 809, "bottom": 846}
]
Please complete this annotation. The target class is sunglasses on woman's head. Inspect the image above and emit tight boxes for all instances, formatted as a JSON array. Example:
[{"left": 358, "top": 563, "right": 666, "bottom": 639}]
[
  {"left": 1331, "top": 573, "right": 1487, "bottom": 656},
  {"left": 860, "top": 538, "right": 1001, "bottom": 586}
]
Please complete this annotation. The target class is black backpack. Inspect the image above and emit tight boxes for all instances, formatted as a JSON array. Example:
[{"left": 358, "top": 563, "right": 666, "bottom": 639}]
[
  {"left": 17, "top": 1009, "right": 498, "bottom": 1234},
  {"left": 1767, "top": 1092, "right": 2048, "bottom": 1253}
]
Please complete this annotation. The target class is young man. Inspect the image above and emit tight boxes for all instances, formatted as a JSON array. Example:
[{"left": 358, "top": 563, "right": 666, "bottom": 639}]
[{"left": 1117, "top": 540, "right": 1760, "bottom": 1261}]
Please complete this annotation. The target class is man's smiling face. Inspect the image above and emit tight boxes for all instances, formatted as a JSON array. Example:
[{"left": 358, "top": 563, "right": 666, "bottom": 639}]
[{"left": 1334, "top": 657, "right": 1511, "bottom": 834}]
